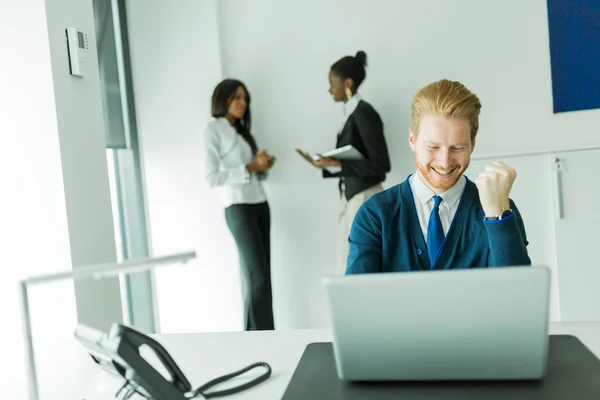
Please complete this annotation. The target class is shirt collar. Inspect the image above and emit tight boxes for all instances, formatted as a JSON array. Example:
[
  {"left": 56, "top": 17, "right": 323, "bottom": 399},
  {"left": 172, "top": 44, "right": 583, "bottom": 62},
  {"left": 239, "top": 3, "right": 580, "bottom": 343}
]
[
  {"left": 343, "top": 93, "right": 362, "bottom": 119},
  {"left": 211, "top": 116, "right": 231, "bottom": 127},
  {"left": 411, "top": 170, "right": 466, "bottom": 208}
]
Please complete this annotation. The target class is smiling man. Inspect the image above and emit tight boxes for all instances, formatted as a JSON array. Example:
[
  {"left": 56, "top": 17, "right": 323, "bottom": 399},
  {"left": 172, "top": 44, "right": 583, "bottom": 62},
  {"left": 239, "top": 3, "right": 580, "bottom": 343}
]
[{"left": 346, "top": 79, "right": 531, "bottom": 274}]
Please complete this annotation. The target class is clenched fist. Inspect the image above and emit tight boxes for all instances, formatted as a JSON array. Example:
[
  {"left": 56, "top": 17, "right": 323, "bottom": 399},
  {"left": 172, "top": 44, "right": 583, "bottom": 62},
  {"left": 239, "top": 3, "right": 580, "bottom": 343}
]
[{"left": 475, "top": 161, "right": 516, "bottom": 217}]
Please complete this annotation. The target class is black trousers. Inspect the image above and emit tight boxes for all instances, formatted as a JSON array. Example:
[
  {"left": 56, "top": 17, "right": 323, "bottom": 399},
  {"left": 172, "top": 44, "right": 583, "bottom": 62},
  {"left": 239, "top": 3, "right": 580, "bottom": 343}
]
[{"left": 224, "top": 201, "right": 274, "bottom": 330}]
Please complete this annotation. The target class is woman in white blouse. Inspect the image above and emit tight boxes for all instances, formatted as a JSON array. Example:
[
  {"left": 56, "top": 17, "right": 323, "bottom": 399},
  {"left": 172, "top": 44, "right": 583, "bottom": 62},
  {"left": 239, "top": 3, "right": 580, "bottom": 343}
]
[{"left": 203, "top": 79, "right": 276, "bottom": 331}]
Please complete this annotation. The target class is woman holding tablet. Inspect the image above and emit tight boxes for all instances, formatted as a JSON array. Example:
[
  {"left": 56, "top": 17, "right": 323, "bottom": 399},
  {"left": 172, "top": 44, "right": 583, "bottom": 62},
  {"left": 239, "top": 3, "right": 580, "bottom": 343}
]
[{"left": 298, "top": 51, "right": 391, "bottom": 275}]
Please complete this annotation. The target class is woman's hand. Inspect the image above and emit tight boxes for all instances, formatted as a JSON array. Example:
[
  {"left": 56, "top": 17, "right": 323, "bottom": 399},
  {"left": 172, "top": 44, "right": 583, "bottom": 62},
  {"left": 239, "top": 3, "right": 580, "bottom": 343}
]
[
  {"left": 294, "top": 149, "right": 340, "bottom": 169},
  {"left": 247, "top": 149, "right": 276, "bottom": 173},
  {"left": 313, "top": 155, "right": 341, "bottom": 169},
  {"left": 262, "top": 151, "right": 276, "bottom": 170}
]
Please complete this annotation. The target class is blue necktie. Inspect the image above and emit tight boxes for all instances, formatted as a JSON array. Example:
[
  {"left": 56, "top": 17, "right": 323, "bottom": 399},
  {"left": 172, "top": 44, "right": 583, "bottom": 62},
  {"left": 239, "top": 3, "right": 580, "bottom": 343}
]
[{"left": 427, "top": 196, "right": 444, "bottom": 269}]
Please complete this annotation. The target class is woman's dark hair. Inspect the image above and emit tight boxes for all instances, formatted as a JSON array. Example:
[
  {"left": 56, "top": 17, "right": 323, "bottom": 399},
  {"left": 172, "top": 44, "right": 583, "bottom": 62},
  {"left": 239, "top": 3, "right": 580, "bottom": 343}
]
[
  {"left": 330, "top": 51, "right": 368, "bottom": 92},
  {"left": 211, "top": 79, "right": 258, "bottom": 153}
]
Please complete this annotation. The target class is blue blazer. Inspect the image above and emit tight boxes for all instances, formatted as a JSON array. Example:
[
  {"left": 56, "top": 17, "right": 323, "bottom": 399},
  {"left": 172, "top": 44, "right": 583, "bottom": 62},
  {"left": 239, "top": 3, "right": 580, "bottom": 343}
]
[{"left": 346, "top": 176, "right": 531, "bottom": 274}]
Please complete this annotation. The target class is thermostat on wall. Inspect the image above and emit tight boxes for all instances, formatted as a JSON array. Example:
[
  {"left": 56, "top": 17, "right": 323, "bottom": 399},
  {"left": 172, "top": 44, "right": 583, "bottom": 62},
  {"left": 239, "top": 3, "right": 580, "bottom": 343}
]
[{"left": 66, "top": 28, "right": 89, "bottom": 77}]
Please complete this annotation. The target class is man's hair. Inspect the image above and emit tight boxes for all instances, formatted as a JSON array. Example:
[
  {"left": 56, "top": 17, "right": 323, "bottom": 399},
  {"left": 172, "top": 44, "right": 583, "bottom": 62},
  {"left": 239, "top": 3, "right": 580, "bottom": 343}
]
[{"left": 410, "top": 79, "right": 482, "bottom": 143}]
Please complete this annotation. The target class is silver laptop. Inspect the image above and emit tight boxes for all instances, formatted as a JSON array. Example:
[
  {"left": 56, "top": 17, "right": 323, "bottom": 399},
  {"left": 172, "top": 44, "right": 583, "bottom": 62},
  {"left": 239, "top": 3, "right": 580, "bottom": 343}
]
[{"left": 323, "top": 266, "right": 551, "bottom": 381}]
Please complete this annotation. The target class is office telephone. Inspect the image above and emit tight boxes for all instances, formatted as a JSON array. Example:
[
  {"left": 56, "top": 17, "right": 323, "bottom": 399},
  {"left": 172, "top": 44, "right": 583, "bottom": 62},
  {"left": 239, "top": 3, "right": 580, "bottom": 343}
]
[{"left": 75, "top": 323, "right": 271, "bottom": 400}]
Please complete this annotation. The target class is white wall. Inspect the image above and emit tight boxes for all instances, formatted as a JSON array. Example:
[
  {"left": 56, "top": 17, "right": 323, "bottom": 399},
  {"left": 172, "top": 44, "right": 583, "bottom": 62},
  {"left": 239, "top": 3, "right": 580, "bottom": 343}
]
[
  {"left": 216, "top": 0, "right": 600, "bottom": 329},
  {"left": 126, "top": 0, "right": 244, "bottom": 333},
  {"left": 128, "top": 0, "right": 600, "bottom": 332},
  {"left": 467, "top": 155, "right": 559, "bottom": 320},
  {"left": 0, "top": 3, "right": 70, "bottom": 397},
  {"left": 0, "top": 0, "right": 122, "bottom": 397}
]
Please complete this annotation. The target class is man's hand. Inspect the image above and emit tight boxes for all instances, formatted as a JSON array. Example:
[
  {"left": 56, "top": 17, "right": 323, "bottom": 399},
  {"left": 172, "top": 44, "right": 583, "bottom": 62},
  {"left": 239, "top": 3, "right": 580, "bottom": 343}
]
[{"left": 475, "top": 161, "right": 516, "bottom": 217}]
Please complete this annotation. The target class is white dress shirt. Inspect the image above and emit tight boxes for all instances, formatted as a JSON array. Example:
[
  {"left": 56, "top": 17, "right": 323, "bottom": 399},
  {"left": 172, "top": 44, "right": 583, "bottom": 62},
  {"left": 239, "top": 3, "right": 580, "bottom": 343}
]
[
  {"left": 341, "top": 92, "right": 362, "bottom": 128},
  {"left": 203, "top": 117, "right": 267, "bottom": 207},
  {"left": 409, "top": 171, "right": 466, "bottom": 241}
]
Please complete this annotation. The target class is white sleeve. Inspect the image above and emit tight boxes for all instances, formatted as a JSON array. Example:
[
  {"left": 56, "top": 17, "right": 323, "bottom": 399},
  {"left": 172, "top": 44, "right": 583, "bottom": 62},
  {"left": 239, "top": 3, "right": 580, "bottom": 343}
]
[{"left": 203, "top": 125, "right": 250, "bottom": 187}]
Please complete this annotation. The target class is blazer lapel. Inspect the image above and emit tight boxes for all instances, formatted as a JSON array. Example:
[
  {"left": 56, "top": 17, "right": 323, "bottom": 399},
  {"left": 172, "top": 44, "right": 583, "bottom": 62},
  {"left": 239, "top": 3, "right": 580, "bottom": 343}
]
[{"left": 336, "top": 120, "right": 351, "bottom": 147}]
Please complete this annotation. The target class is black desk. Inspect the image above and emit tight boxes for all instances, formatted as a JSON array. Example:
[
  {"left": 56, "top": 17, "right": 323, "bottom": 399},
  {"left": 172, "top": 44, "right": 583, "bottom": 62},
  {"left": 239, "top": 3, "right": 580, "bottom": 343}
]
[{"left": 282, "top": 335, "right": 600, "bottom": 399}]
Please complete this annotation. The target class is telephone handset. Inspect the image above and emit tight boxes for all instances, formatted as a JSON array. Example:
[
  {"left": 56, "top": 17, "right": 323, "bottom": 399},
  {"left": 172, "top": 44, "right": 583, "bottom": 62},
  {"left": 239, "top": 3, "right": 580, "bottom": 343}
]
[
  {"left": 109, "top": 324, "right": 192, "bottom": 395},
  {"left": 75, "top": 323, "right": 272, "bottom": 400}
]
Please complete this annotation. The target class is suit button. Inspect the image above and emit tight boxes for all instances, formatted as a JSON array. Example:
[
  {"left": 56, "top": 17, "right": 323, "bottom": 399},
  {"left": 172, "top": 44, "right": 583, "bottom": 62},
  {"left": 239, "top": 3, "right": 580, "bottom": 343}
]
[{"left": 416, "top": 248, "right": 423, "bottom": 256}]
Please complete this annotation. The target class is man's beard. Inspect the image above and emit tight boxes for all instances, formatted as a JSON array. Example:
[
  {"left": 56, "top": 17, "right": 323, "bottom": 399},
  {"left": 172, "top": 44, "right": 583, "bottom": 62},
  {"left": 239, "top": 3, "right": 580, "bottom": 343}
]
[{"left": 416, "top": 157, "right": 466, "bottom": 192}]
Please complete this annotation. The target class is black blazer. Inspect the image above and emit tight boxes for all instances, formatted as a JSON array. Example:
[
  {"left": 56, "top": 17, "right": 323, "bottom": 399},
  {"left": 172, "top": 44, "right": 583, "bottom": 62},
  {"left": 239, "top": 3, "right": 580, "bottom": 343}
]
[{"left": 323, "top": 100, "right": 391, "bottom": 201}]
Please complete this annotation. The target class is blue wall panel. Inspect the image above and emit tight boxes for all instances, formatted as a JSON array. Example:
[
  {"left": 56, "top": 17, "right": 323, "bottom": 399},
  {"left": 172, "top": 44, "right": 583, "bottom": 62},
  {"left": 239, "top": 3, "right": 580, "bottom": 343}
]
[{"left": 547, "top": 0, "right": 600, "bottom": 113}]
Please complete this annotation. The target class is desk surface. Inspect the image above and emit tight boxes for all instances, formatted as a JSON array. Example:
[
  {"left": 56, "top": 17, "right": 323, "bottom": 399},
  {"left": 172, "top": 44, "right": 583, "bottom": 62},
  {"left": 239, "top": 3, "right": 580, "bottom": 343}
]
[{"left": 68, "top": 322, "right": 600, "bottom": 400}]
